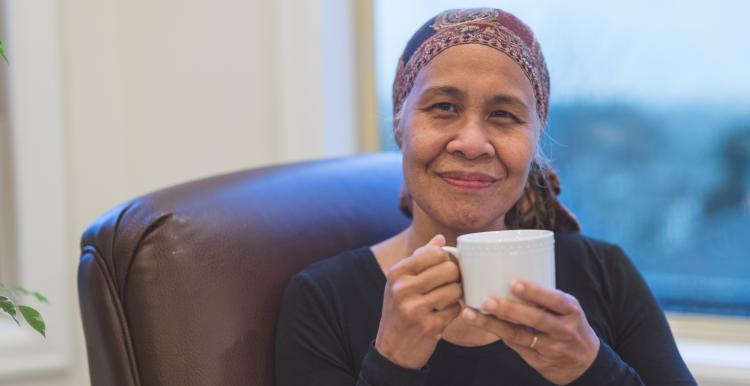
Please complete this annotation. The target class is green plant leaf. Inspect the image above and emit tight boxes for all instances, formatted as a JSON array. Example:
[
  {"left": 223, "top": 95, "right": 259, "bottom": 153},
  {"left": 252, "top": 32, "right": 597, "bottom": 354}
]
[
  {"left": 14, "top": 286, "right": 48, "bottom": 304},
  {"left": 0, "top": 295, "right": 20, "bottom": 325},
  {"left": 32, "top": 292, "right": 49, "bottom": 304},
  {"left": 0, "top": 282, "right": 19, "bottom": 303},
  {"left": 0, "top": 39, "right": 7, "bottom": 63},
  {"left": 14, "top": 285, "right": 29, "bottom": 295},
  {"left": 19, "top": 305, "right": 46, "bottom": 337}
]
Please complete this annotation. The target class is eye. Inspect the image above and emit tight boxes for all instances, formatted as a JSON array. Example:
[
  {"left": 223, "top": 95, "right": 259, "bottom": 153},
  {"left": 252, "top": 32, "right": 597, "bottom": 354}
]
[
  {"left": 432, "top": 102, "right": 456, "bottom": 112},
  {"left": 491, "top": 110, "right": 513, "bottom": 119}
]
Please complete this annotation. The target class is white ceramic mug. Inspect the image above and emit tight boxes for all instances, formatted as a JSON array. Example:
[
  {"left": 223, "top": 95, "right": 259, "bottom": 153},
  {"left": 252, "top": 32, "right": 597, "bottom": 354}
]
[{"left": 441, "top": 229, "right": 555, "bottom": 310}]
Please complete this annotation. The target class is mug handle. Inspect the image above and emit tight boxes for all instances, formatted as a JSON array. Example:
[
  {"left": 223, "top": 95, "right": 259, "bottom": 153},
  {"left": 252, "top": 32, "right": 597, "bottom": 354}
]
[
  {"left": 441, "top": 246, "right": 466, "bottom": 305},
  {"left": 441, "top": 246, "right": 460, "bottom": 260}
]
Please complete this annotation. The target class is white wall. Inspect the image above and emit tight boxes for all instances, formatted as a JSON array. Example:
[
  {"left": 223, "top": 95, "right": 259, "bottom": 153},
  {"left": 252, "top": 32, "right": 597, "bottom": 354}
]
[
  {"left": 1, "top": 0, "right": 360, "bottom": 385},
  {"left": 66, "top": 0, "right": 281, "bottom": 228}
]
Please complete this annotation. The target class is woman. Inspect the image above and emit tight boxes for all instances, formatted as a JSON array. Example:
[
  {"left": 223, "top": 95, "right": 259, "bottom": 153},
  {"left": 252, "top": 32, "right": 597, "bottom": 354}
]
[{"left": 275, "top": 8, "right": 696, "bottom": 385}]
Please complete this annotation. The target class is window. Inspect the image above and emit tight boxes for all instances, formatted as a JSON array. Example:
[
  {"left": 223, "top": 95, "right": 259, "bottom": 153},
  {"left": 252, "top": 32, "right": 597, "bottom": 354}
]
[
  {"left": 374, "top": 0, "right": 750, "bottom": 317},
  {"left": 0, "top": 3, "right": 15, "bottom": 287},
  {"left": 0, "top": 0, "right": 71, "bottom": 378}
]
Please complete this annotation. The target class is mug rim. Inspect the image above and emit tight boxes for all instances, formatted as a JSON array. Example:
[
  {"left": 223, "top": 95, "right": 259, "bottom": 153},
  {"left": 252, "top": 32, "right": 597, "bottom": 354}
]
[{"left": 457, "top": 229, "right": 554, "bottom": 244}]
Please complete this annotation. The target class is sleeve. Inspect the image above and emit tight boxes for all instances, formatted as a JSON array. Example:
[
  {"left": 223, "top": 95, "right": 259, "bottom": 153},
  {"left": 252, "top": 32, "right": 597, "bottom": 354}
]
[
  {"left": 274, "top": 273, "right": 429, "bottom": 386},
  {"left": 568, "top": 339, "right": 645, "bottom": 386},
  {"left": 572, "top": 244, "right": 697, "bottom": 386}
]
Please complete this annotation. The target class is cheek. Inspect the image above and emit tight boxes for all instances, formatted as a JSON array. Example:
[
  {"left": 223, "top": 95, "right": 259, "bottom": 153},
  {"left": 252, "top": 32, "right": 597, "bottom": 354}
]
[
  {"left": 402, "top": 124, "right": 445, "bottom": 165},
  {"left": 401, "top": 127, "right": 449, "bottom": 202},
  {"left": 513, "top": 143, "right": 536, "bottom": 172},
  {"left": 503, "top": 131, "right": 538, "bottom": 168}
]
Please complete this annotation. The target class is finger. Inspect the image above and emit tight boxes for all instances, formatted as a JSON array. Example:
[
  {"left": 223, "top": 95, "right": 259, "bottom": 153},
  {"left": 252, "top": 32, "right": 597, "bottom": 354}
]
[
  {"left": 385, "top": 261, "right": 459, "bottom": 303},
  {"left": 503, "top": 327, "right": 543, "bottom": 358},
  {"left": 412, "top": 260, "right": 460, "bottom": 293},
  {"left": 389, "top": 235, "right": 447, "bottom": 277},
  {"left": 467, "top": 310, "right": 545, "bottom": 366},
  {"left": 461, "top": 307, "right": 526, "bottom": 342},
  {"left": 463, "top": 307, "right": 553, "bottom": 355},
  {"left": 481, "top": 296, "right": 567, "bottom": 337},
  {"left": 421, "top": 282, "right": 462, "bottom": 311},
  {"left": 435, "top": 303, "right": 461, "bottom": 324},
  {"left": 504, "top": 337, "right": 543, "bottom": 363},
  {"left": 510, "top": 280, "right": 579, "bottom": 315}
]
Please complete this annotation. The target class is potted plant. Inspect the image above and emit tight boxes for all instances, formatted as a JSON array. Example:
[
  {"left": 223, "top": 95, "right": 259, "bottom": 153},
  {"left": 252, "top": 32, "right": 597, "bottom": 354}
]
[
  {"left": 0, "top": 39, "right": 46, "bottom": 338},
  {"left": 0, "top": 282, "right": 47, "bottom": 337}
]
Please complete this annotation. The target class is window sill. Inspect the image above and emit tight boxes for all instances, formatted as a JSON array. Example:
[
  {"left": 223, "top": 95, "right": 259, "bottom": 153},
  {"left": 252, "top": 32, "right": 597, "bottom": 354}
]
[
  {"left": 668, "top": 313, "right": 750, "bottom": 385},
  {"left": 0, "top": 321, "right": 68, "bottom": 380}
]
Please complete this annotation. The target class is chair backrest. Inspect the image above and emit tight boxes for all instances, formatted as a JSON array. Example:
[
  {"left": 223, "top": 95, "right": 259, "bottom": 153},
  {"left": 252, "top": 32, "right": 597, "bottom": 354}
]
[{"left": 78, "top": 153, "right": 409, "bottom": 386}]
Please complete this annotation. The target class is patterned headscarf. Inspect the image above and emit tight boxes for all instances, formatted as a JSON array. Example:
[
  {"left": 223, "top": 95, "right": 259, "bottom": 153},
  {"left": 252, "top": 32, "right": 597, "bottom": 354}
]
[{"left": 394, "top": 8, "right": 581, "bottom": 232}]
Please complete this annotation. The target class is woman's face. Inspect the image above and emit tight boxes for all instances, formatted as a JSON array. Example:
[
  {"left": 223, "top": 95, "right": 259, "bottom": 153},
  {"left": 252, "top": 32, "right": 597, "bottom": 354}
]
[{"left": 398, "top": 44, "right": 541, "bottom": 233}]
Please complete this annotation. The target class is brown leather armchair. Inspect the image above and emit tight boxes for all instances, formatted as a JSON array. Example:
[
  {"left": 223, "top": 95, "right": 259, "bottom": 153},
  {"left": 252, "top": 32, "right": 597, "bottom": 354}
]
[{"left": 77, "top": 153, "right": 409, "bottom": 386}]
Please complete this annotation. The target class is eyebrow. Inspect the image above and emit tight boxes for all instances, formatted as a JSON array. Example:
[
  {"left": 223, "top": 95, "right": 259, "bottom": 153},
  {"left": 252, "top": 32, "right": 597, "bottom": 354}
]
[
  {"left": 489, "top": 94, "right": 530, "bottom": 111},
  {"left": 418, "top": 85, "right": 466, "bottom": 100},
  {"left": 418, "top": 85, "right": 530, "bottom": 111}
]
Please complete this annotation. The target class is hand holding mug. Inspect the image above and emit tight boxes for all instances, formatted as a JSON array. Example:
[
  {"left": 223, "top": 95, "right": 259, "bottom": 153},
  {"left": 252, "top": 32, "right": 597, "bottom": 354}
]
[
  {"left": 463, "top": 280, "right": 600, "bottom": 385},
  {"left": 375, "top": 234, "right": 463, "bottom": 369}
]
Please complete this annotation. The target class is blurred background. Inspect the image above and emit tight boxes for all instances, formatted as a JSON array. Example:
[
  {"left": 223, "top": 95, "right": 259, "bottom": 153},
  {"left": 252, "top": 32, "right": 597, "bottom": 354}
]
[{"left": 0, "top": 0, "right": 748, "bottom": 385}]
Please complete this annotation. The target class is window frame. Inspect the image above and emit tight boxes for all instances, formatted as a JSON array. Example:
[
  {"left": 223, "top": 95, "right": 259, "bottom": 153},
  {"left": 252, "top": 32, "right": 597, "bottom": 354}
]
[
  {"left": 0, "top": 1, "right": 15, "bottom": 295},
  {"left": 669, "top": 313, "right": 750, "bottom": 384},
  {"left": 0, "top": 0, "right": 72, "bottom": 379}
]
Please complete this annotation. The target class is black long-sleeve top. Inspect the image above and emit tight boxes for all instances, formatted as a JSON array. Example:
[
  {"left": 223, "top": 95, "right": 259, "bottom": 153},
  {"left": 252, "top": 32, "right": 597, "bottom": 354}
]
[{"left": 275, "top": 232, "right": 697, "bottom": 385}]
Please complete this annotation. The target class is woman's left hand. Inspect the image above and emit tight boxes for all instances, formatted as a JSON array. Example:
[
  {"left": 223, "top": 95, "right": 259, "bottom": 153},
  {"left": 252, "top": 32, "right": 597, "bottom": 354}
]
[{"left": 462, "top": 280, "right": 600, "bottom": 385}]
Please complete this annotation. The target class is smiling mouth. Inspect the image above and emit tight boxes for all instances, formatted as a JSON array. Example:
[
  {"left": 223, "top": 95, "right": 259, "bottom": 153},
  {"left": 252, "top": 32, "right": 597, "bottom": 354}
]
[{"left": 437, "top": 171, "right": 498, "bottom": 189}]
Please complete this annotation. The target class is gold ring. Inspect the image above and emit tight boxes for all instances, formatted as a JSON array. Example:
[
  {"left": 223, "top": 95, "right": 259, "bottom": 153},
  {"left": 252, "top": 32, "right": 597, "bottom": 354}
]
[{"left": 529, "top": 334, "right": 539, "bottom": 350}]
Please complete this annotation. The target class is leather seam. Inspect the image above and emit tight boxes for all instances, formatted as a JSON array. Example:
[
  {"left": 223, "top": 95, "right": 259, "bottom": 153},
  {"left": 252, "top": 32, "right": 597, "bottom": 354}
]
[
  {"left": 82, "top": 245, "right": 143, "bottom": 386},
  {"left": 111, "top": 201, "right": 136, "bottom": 298},
  {"left": 120, "top": 212, "right": 173, "bottom": 303}
]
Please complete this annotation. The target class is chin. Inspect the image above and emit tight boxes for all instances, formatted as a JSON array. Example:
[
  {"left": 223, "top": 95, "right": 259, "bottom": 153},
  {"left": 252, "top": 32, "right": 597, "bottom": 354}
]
[
  {"left": 437, "top": 207, "right": 507, "bottom": 234},
  {"left": 410, "top": 184, "right": 516, "bottom": 233}
]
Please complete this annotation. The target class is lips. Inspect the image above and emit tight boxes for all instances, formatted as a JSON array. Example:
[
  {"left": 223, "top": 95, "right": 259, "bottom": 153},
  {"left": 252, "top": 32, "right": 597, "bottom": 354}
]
[{"left": 438, "top": 171, "right": 499, "bottom": 189}]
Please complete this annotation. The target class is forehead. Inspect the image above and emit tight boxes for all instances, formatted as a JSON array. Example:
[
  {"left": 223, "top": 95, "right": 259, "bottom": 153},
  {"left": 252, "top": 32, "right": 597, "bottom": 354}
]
[{"left": 410, "top": 44, "right": 536, "bottom": 108}]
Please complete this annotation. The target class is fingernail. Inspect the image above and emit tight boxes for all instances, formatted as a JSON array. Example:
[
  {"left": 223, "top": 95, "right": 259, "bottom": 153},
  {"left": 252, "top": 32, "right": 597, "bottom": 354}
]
[
  {"left": 512, "top": 281, "right": 525, "bottom": 293},
  {"left": 482, "top": 298, "right": 497, "bottom": 311},
  {"left": 462, "top": 308, "right": 476, "bottom": 321}
]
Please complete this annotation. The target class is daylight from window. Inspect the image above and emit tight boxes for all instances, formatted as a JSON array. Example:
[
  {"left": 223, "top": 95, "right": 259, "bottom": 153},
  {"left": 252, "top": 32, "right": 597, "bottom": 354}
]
[{"left": 374, "top": 0, "right": 750, "bottom": 316}]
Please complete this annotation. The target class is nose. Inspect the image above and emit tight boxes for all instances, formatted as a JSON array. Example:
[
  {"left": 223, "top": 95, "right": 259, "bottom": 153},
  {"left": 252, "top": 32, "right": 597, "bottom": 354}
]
[{"left": 445, "top": 119, "right": 495, "bottom": 160}]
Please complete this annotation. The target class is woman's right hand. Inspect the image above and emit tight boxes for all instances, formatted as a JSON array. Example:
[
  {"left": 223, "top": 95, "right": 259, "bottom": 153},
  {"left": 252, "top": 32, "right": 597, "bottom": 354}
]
[{"left": 374, "top": 234, "right": 463, "bottom": 369}]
